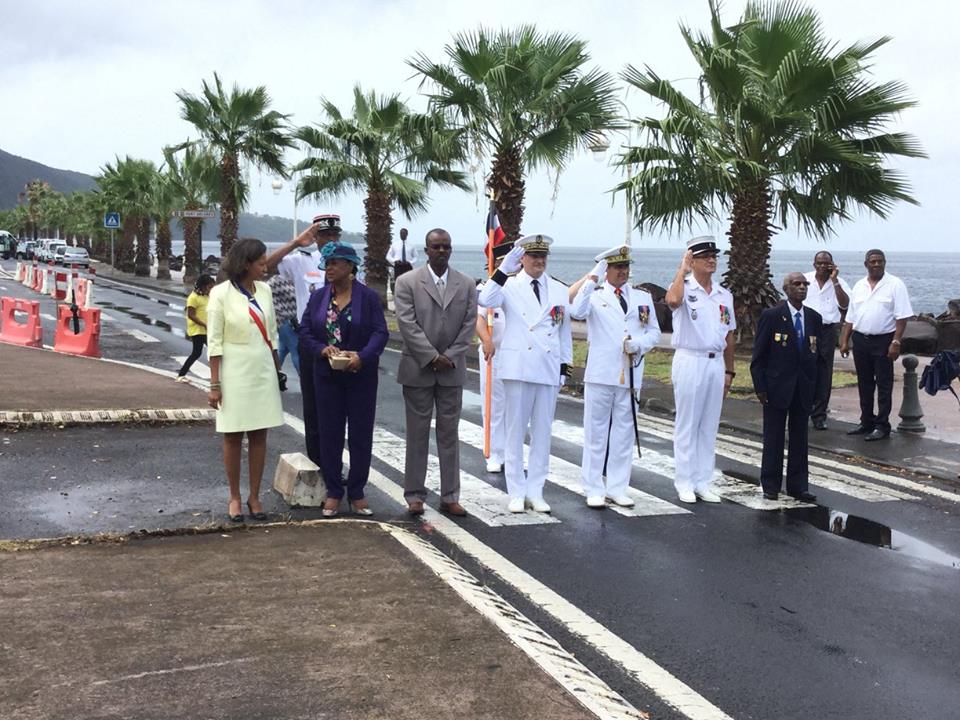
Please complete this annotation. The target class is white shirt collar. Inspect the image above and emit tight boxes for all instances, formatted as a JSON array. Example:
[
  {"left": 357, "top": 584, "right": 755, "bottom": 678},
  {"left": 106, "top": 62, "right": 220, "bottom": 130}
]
[{"left": 427, "top": 264, "right": 448, "bottom": 285}]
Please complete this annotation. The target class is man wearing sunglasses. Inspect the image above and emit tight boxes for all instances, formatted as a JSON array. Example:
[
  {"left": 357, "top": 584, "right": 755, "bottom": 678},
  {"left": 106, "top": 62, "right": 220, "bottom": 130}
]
[{"left": 750, "top": 272, "right": 823, "bottom": 502}]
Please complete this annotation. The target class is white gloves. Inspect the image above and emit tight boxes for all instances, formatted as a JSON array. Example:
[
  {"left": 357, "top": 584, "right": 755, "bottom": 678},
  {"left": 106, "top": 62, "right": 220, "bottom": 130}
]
[
  {"left": 588, "top": 259, "right": 607, "bottom": 281},
  {"left": 500, "top": 244, "right": 526, "bottom": 275},
  {"left": 623, "top": 336, "right": 643, "bottom": 354}
]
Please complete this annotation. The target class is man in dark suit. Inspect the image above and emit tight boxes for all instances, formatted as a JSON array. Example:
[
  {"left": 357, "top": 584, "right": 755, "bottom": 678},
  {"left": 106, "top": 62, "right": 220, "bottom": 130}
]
[
  {"left": 394, "top": 228, "right": 478, "bottom": 517},
  {"left": 750, "top": 272, "right": 824, "bottom": 502}
]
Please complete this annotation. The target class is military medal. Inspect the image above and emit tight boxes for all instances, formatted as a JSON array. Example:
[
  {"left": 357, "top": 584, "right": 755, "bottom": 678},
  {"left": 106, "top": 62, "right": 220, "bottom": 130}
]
[
  {"left": 691, "top": 308, "right": 698, "bottom": 320},
  {"left": 638, "top": 305, "right": 650, "bottom": 325},
  {"left": 718, "top": 304, "right": 731, "bottom": 325},
  {"left": 809, "top": 336, "right": 818, "bottom": 352}
]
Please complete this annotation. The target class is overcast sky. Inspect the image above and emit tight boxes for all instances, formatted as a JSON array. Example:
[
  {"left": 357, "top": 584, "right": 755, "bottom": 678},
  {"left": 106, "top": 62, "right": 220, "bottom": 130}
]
[{"left": 1, "top": 0, "right": 954, "bottom": 253}]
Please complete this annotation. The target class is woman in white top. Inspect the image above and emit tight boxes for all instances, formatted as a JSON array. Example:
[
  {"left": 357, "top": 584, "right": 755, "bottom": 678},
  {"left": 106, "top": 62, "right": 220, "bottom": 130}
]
[{"left": 207, "top": 238, "right": 284, "bottom": 523}]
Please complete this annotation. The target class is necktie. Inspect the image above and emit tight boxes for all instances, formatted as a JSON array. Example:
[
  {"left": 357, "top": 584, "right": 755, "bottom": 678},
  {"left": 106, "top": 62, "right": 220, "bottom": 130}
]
[
  {"left": 531, "top": 278, "right": 541, "bottom": 304},
  {"left": 614, "top": 287, "right": 628, "bottom": 314},
  {"left": 436, "top": 277, "right": 445, "bottom": 299},
  {"left": 401, "top": 239, "right": 407, "bottom": 263},
  {"left": 794, "top": 311, "right": 803, "bottom": 349}
]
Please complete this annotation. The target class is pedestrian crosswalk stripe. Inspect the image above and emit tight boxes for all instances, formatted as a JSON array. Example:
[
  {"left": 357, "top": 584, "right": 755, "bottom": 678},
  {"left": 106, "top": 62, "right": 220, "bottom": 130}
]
[
  {"left": 548, "top": 417, "right": 814, "bottom": 511},
  {"left": 41, "top": 313, "right": 56, "bottom": 322},
  {"left": 171, "top": 356, "right": 210, "bottom": 380},
  {"left": 372, "top": 426, "right": 558, "bottom": 527},
  {"left": 456, "top": 409, "right": 691, "bottom": 518},
  {"left": 124, "top": 328, "right": 160, "bottom": 343},
  {"left": 636, "top": 414, "right": 920, "bottom": 502}
]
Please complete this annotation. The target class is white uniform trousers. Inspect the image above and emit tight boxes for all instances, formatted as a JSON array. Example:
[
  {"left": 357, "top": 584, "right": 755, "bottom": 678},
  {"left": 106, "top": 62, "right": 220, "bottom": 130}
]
[
  {"left": 503, "top": 379, "right": 557, "bottom": 501},
  {"left": 581, "top": 383, "right": 634, "bottom": 499},
  {"left": 478, "top": 352, "right": 505, "bottom": 464},
  {"left": 671, "top": 351, "right": 725, "bottom": 493}
]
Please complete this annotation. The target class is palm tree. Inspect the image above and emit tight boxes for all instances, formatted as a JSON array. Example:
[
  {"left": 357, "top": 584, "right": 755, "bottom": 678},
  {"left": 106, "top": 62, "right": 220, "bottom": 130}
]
[
  {"left": 176, "top": 73, "right": 293, "bottom": 256},
  {"left": 97, "top": 157, "right": 157, "bottom": 274},
  {"left": 295, "top": 85, "right": 469, "bottom": 300},
  {"left": 617, "top": 0, "right": 925, "bottom": 335},
  {"left": 24, "top": 180, "right": 54, "bottom": 240},
  {"left": 161, "top": 143, "right": 221, "bottom": 284},
  {"left": 409, "top": 26, "right": 621, "bottom": 241}
]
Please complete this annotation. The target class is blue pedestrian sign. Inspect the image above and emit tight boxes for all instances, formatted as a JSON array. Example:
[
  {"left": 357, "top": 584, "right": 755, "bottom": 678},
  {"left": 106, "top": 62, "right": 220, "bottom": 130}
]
[{"left": 103, "top": 212, "right": 121, "bottom": 229}]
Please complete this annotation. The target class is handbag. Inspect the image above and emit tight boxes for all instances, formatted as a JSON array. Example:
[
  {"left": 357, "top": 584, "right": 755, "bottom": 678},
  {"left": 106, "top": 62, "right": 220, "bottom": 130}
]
[{"left": 241, "top": 287, "right": 287, "bottom": 393}]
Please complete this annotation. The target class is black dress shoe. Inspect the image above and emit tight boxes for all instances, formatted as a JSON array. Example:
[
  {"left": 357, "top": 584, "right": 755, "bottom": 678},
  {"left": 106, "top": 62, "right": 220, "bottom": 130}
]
[
  {"left": 789, "top": 491, "right": 817, "bottom": 503},
  {"left": 864, "top": 429, "right": 890, "bottom": 441},
  {"left": 812, "top": 419, "right": 827, "bottom": 430},
  {"left": 762, "top": 491, "right": 779, "bottom": 500},
  {"left": 846, "top": 424, "right": 874, "bottom": 436}
]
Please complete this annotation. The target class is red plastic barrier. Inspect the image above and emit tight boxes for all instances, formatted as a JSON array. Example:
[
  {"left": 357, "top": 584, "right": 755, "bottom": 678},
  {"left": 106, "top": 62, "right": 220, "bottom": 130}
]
[
  {"left": 53, "top": 304, "right": 101, "bottom": 358},
  {"left": 52, "top": 271, "right": 68, "bottom": 300},
  {"left": 0, "top": 296, "right": 43, "bottom": 348},
  {"left": 31, "top": 265, "right": 43, "bottom": 292}
]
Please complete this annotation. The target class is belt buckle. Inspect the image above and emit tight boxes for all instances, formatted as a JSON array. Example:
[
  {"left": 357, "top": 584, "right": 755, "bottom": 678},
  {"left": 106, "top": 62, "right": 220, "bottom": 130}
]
[{"left": 707, "top": 352, "right": 716, "bottom": 359}]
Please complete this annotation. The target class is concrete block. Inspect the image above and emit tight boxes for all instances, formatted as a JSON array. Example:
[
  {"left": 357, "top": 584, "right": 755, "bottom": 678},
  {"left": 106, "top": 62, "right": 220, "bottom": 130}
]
[{"left": 273, "top": 452, "right": 326, "bottom": 507}]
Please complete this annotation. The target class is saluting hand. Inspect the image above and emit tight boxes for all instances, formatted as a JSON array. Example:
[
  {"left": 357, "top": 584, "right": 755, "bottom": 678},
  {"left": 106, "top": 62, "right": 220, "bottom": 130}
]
[
  {"left": 293, "top": 223, "right": 320, "bottom": 248},
  {"left": 679, "top": 250, "right": 694, "bottom": 275},
  {"left": 499, "top": 245, "right": 525, "bottom": 275},
  {"left": 588, "top": 259, "right": 607, "bottom": 281}
]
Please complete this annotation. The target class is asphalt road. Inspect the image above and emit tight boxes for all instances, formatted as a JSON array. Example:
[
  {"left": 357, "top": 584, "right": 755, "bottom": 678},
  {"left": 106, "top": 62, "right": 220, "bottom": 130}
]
[{"left": 2, "top": 262, "right": 959, "bottom": 720}]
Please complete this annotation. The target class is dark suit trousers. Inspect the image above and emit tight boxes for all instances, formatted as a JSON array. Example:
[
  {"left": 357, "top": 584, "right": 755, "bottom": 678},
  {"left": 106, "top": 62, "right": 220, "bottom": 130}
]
[
  {"left": 852, "top": 331, "right": 895, "bottom": 433},
  {"left": 315, "top": 373, "right": 378, "bottom": 500},
  {"left": 402, "top": 384, "right": 462, "bottom": 503},
  {"left": 810, "top": 323, "right": 839, "bottom": 423},
  {"left": 299, "top": 347, "right": 322, "bottom": 467},
  {"left": 760, "top": 392, "right": 810, "bottom": 495}
]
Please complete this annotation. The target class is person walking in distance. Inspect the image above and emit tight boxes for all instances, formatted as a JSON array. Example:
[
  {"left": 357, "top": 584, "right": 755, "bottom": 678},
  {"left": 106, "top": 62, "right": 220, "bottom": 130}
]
[
  {"left": 268, "top": 271, "right": 301, "bottom": 376},
  {"left": 839, "top": 249, "right": 914, "bottom": 441},
  {"left": 478, "top": 234, "right": 573, "bottom": 514},
  {"left": 176, "top": 274, "right": 215, "bottom": 382},
  {"left": 394, "top": 229, "right": 478, "bottom": 517},
  {"left": 664, "top": 237, "right": 736, "bottom": 504},
  {"left": 750, "top": 273, "right": 822, "bottom": 502},
  {"left": 266, "top": 213, "right": 342, "bottom": 467},
  {"left": 570, "top": 246, "right": 661, "bottom": 509},
  {"left": 803, "top": 251, "right": 850, "bottom": 430}
]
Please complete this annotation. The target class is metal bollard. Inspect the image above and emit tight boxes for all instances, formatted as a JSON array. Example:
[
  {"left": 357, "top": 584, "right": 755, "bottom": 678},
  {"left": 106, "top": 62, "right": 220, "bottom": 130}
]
[{"left": 897, "top": 354, "right": 925, "bottom": 433}]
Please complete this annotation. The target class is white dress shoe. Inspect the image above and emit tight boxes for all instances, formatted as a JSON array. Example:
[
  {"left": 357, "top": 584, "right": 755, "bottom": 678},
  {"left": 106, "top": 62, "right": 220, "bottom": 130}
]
[
  {"left": 485, "top": 458, "right": 503, "bottom": 473},
  {"left": 607, "top": 494, "right": 635, "bottom": 508},
  {"left": 586, "top": 495, "right": 606, "bottom": 509},
  {"left": 677, "top": 489, "right": 698, "bottom": 503},
  {"left": 525, "top": 497, "right": 551, "bottom": 513},
  {"left": 695, "top": 488, "right": 722, "bottom": 503},
  {"left": 508, "top": 498, "right": 525, "bottom": 513}
]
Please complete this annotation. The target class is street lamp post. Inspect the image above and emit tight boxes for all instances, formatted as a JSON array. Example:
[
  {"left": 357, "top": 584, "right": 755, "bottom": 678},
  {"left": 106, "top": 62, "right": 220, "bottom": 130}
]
[
  {"left": 589, "top": 98, "right": 634, "bottom": 247},
  {"left": 271, "top": 178, "right": 298, "bottom": 240}
]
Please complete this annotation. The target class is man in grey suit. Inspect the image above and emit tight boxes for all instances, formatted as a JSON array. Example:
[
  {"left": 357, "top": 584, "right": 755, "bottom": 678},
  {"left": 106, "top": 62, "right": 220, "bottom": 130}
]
[{"left": 395, "top": 228, "right": 479, "bottom": 517}]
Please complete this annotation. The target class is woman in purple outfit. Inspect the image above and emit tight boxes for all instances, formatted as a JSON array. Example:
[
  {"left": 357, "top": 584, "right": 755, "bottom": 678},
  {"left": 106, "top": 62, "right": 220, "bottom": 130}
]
[{"left": 299, "top": 241, "right": 388, "bottom": 517}]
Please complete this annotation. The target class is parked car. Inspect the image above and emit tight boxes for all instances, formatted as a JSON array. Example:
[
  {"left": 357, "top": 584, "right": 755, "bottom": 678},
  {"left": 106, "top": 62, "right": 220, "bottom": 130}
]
[
  {"left": 59, "top": 246, "right": 90, "bottom": 268},
  {"left": 15, "top": 241, "right": 36, "bottom": 261},
  {"left": 35, "top": 240, "right": 66, "bottom": 263}
]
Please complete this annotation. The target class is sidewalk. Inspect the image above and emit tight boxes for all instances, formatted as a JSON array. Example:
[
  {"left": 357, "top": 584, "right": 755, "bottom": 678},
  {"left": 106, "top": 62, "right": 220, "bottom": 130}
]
[{"left": 0, "top": 523, "right": 596, "bottom": 720}]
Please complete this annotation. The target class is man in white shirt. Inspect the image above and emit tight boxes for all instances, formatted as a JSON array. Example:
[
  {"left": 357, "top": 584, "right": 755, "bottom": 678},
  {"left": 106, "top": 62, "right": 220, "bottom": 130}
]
[
  {"left": 478, "top": 234, "right": 573, "bottom": 514},
  {"left": 803, "top": 251, "right": 851, "bottom": 430},
  {"left": 571, "top": 245, "right": 661, "bottom": 509},
  {"left": 664, "top": 236, "right": 737, "bottom": 504},
  {"left": 386, "top": 227, "right": 419, "bottom": 293},
  {"left": 839, "top": 249, "right": 914, "bottom": 441},
  {"left": 266, "top": 213, "right": 342, "bottom": 466}
]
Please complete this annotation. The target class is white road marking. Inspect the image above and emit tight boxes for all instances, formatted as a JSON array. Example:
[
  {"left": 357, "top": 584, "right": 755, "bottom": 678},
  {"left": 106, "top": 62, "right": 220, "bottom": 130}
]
[
  {"left": 386, "top": 525, "right": 647, "bottom": 719},
  {"left": 637, "top": 414, "right": 922, "bottom": 503},
  {"left": 0, "top": 285, "right": 7, "bottom": 290},
  {"left": 124, "top": 328, "right": 160, "bottom": 343},
  {"left": 372, "top": 426, "right": 558, "bottom": 527},
  {"left": 171, "top": 356, "right": 211, "bottom": 380},
  {"left": 40, "top": 313, "right": 56, "bottom": 321},
  {"left": 89, "top": 658, "right": 256, "bottom": 687},
  {"left": 166, "top": 311, "right": 183, "bottom": 318},
  {"left": 99, "top": 312, "right": 116, "bottom": 322},
  {"left": 457, "top": 410, "right": 689, "bottom": 518}
]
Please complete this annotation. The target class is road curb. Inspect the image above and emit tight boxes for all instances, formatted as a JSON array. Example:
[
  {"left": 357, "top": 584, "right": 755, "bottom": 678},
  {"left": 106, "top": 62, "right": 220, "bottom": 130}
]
[{"left": 0, "top": 407, "right": 214, "bottom": 427}]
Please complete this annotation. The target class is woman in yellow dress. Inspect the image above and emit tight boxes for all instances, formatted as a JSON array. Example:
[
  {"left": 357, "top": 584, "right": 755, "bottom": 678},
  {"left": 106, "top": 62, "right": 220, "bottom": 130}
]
[{"left": 207, "top": 239, "right": 284, "bottom": 522}]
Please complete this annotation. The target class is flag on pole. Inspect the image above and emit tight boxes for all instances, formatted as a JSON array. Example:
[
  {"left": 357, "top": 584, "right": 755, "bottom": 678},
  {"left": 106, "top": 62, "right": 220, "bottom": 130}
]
[{"left": 483, "top": 199, "right": 506, "bottom": 266}]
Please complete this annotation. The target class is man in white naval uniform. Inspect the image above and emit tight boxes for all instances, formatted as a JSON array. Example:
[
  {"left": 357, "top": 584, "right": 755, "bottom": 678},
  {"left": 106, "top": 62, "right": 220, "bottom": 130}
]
[
  {"left": 266, "top": 213, "right": 341, "bottom": 467},
  {"left": 664, "top": 236, "right": 736, "bottom": 504},
  {"left": 475, "top": 243, "right": 512, "bottom": 473},
  {"left": 571, "top": 245, "right": 661, "bottom": 508},
  {"left": 478, "top": 234, "right": 573, "bottom": 513}
]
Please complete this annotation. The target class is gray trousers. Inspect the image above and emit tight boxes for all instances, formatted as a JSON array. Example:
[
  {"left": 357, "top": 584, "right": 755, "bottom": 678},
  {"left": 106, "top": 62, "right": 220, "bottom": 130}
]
[
  {"left": 811, "top": 323, "right": 839, "bottom": 423},
  {"left": 402, "top": 384, "right": 463, "bottom": 503}
]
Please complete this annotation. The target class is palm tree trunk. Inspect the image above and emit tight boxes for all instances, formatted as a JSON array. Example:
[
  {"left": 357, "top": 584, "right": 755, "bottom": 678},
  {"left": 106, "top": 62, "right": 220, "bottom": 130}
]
[
  {"left": 219, "top": 154, "right": 239, "bottom": 257},
  {"left": 183, "top": 218, "right": 202, "bottom": 286},
  {"left": 134, "top": 217, "right": 151, "bottom": 277},
  {"left": 156, "top": 219, "right": 172, "bottom": 280},
  {"left": 363, "top": 188, "right": 392, "bottom": 305},
  {"left": 722, "top": 179, "right": 781, "bottom": 342},
  {"left": 118, "top": 219, "right": 136, "bottom": 272},
  {"left": 489, "top": 146, "right": 526, "bottom": 243}
]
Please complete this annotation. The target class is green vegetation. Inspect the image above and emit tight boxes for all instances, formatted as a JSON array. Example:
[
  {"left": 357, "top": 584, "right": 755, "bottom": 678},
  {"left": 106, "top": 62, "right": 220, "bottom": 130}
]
[
  {"left": 295, "top": 86, "right": 469, "bottom": 302},
  {"left": 617, "top": 0, "right": 924, "bottom": 338}
]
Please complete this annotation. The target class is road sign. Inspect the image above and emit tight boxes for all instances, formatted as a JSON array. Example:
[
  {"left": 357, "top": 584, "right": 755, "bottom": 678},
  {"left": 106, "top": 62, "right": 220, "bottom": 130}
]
[
  {"left": 103, "top": 212, "right": 121, "bottom": 229},
  {"left": 172, "top": 209, "right": 216, "bottom": 219}
]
